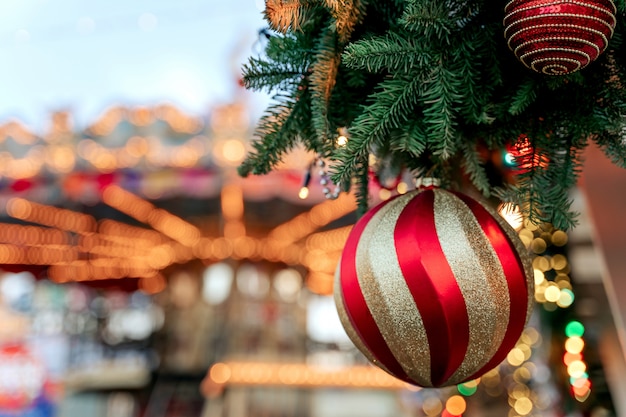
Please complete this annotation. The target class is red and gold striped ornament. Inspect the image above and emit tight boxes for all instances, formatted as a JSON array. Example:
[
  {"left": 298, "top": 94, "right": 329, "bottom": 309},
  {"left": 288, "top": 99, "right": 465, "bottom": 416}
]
[
  {"left": 334, "top": 186, "right": 534, "bottom": 387},
  {"left": 504, "top": 0, "right": 617, "bottom": 75}
]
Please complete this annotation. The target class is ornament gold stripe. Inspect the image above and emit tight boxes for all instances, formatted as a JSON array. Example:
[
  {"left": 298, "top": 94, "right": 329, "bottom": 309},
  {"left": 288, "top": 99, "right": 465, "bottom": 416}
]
[
  {"left": 506, "top": 24, "right": 609, "bottom": 51},
  {"left": 503, "top": 13, "right": 616, "bottom": 38},
  {"left": 432, "top": 191, "right": 510, "bottom": 386},
  {"left": 520, "top": 46, "right": 592, "bottom": 68},
  {"left": 541, "top": 64, "right": 571, "bottom": 74},
  {"left": 530, "top": 57, "right": 583, "bottom": 74},
  {"left": 505, "top": 23, "right": 611, "bottom": 44},
  {"left": 523, "top": 53, "right": 586, "bottom": 73},
  {"left": 515, "top": 37, "right": 597, "bottom": 61},
  {"left": 504, "top": 0, "right": 617, "bottom": 28},
  {"left": 334, "top": 264, "right": 393, "bottom": 376},
  {"left": 482, "top": 205, "right": 534, "bottom": 327},
  {"left": 355, "top": 193, "right": 432, "bottom": 387},
  {"left": 519, "top": 48, "right": 589, "bottom": 68}
]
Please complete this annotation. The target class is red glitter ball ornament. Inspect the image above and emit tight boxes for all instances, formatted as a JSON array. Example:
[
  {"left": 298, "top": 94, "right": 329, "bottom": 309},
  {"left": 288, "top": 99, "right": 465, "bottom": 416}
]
[
  {"left": 334, "top": 187, "right": 534, "bottom": 387},
  {"left": 504, "top": 0, "right": 617, "bottom": 75}
]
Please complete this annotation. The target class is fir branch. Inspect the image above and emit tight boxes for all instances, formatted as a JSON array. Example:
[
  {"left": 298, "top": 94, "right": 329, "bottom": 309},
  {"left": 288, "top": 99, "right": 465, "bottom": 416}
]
[
  {"left": 264, "top": 31, "right": 314, "bottom": 65},
  {"left": 265, "top": 0, "right": 304, "bottom": 32},
  {"left": 265, "top": 0, "right": 320, "bottom": 32},
  {"left": 309, "top": 26, "right": 341, "bottom": 144},
  {"left": 401, "top": 0, "right": 453, "bottom": 39},
  {"left": 496, "top": 131, "right": 584, "bottom": 230},
  {"left": 367, "top": 0, "right": 407, "bottom": 24},
  {"left": 420, "top": 62, "right": 460, "bottom": 158},
  {"left": 243, "top": 31, "right": 315, "bottom": 93},
  {"left": 540, "top": 135, "right": 584, "bottom": 229},
  {"left": 508, "top": 77, "right": 538, "bottom": 115},
  {"left": 594, "top": 129, "right": 626, "bottom": 168},
  {"left": 460, "top": 141, "right": 491, "bottom": 196},
  {"left": 324, "top": 0, "right": 368, "bottom": 43},
  {"left": 326, "top": 66, "right": 370, "bottom": 129},
  {"left": 343, "top": 31, "right": 433, "bottom": 73},
  {"left": 242, "top": 56, "right": 308, "bottom": 93},
  {"left": 331, "top": 75, "right": 424, "bottom": 186},
  {"left": 239, "top": 89, "right": 314, "bottom": 176},
  {"left": 389, "top": 119, "right": 428, "bottom": 157},
  {"left": 354, "top": 153, "right": 370, "bottom": 217},
  {"left": 400, "top": 0, "right": 480, "bottom": 40},
  {"left": 449, "top": 23, "right": 498, "bottom": 124}
]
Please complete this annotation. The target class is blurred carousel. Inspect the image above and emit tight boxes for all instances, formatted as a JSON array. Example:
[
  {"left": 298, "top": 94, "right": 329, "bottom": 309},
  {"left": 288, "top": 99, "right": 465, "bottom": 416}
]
[{"left": 0, "top": 101, "right": 415, "bottom": 417}]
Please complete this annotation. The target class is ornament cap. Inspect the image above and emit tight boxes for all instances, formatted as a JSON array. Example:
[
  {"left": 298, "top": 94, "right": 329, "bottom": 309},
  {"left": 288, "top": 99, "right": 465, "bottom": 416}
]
[{"left": 415, "top": 177, "right": 441, "bottom": 189}]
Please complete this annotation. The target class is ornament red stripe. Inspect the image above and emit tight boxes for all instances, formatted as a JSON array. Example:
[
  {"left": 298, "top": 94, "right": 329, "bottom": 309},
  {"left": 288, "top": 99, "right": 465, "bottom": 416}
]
[
  {"left": 394, "top": 190, "right": 469, "bottom": 386},
  {"left": 339, "top": 196, "right": 412, "bottom": 382},
  {"left": 453, "top": 193, "right": 530, "bottom": 379}
]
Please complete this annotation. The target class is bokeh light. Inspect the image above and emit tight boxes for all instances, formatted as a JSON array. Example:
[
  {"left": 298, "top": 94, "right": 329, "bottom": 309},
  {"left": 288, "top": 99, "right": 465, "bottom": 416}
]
[
  {"left": 565, "top": 321, "right": 585, "bottom": 338},
  {"left": 445, "top": 395, "right": 466, "bottom": 416}
]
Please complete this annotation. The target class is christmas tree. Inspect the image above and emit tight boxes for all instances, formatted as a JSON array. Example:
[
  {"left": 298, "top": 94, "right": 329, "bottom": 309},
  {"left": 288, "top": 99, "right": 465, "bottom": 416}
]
[{"left": 239, "top": 0, "right": 626, "bottom": 230}]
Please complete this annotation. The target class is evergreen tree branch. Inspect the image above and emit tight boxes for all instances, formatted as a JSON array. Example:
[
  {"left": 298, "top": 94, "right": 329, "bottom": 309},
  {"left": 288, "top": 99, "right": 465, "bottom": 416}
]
[
  {"left": 324, "top": 0, "right": 368, "bottom": 43},
  {"left": 400, "top": 0, "right": 481, "bottom": 40},
  {"left": 242, "top": 0, "right": 626, "bottom": 229},
  {"left": 389, "top": 119, "right": 428, "bottom": 157},
  {"left": 265, "top": 0, "right": 320, "bottom": 32},
  {"left": 309, "top": 27, "right": 341, "bottom": 144},
  {"left": 508, "top": 77, "right": 538, "bottom": 115},
  {"left": 354, "top": 153, "right": 370, "bottom": 217},
  {"left": 330, "top": 75, "right": 424, "bottom": 186},
  {"left": 343, "top": 31, "right": 433, "bottom": 73},
  {"left": 239, "top": 88, "right": 315, "bottom": 176},
  {"left": 594, "top": 129, "right": 626, "bottom": 168},
  {"left": 460, "top": 141, "right": 491, "bottom": 196},
  {"left": 263, "top": 31, "right": 314, "bottom": 65},
  {"left": 449, "top": 23, "right": 498, "bottom": 124},
  {"left": 242, "top": 56, "right": 309, "bottom": 93},
  {"left": 420, "top": 62, "right": 460, "bottom": 158},
  {"left": 540, "top": 135, "right": 584, "bottom": 229}
]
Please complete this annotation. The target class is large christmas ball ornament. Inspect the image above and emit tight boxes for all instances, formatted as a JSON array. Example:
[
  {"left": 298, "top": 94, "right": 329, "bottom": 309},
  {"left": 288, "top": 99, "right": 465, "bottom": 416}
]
[
  {"left": 504, "top": 0, "right": 617, "bottom": 75},
  {"left": 334, "top": 187, "right": 534, "bottom": 387}
]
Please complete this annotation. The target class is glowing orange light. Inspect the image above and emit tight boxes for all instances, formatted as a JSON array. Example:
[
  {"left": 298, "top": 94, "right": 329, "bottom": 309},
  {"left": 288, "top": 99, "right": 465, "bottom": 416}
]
[
  {"left": 224, "top": 222, "right": 246, "bottom": 240},
  {"left": 7, "top": 198, "right": 96, "bottom": 233},
  {"left": 268, "top": 194, "right": 356, "bottom": 246},
  {"left": 563, "top": 352, "right": 583, "bottom": 366},
  {"left": 103, "top": 185, "right": 200, "bottom": 247},
  {"left": 221, "top": 185, "right": 244, "bottom": 220},
  {"left": 49, "top": 146, "right": 75, "bottom": 173},
  {"left": 573, "top": 383, "right": 591, "bottom": 398},
  {"left": 445, "top": 395, "right": 466, "bottom": 416},
  {"left": 306, "top": 272, "right": 334, "bottom": 295},
  {"left": 6, "top": 198, "right": 32, "bottom": 219},
  {"left": 139, "top": 274, "right": 167, "bottom": 294}
]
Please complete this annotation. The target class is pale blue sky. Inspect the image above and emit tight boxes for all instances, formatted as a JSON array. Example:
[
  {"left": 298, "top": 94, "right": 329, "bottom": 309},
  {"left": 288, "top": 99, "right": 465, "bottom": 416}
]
[{"left": 0, "top": 0, "right": 267, "bottom": 130}]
